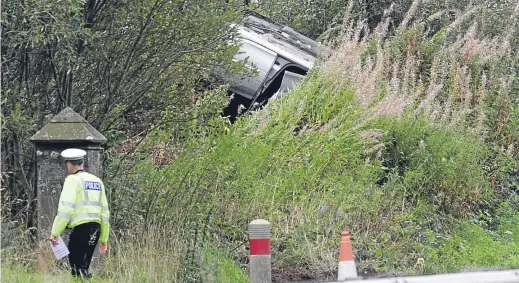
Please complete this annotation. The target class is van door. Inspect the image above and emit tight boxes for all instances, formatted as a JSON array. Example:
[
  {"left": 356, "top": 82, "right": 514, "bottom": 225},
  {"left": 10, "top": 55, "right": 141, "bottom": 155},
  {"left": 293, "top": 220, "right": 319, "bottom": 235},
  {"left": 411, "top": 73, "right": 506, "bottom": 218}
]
[{"left": 228, "top": 38, "right": 277, "bottom": 100}]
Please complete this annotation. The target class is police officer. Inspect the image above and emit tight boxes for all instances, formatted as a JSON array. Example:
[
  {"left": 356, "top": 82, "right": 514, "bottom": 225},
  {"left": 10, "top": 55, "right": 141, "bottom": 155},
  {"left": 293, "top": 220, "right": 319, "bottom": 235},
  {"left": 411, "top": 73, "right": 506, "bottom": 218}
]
[{"left": 49, "top": 148, "right": 110, "bottom": 279}]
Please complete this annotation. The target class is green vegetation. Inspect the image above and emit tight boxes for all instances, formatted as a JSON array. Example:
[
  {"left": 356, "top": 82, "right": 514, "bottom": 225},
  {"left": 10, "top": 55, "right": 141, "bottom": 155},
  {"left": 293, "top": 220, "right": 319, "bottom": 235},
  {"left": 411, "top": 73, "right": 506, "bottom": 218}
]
[{"left": 3, "top": 0, "right": 519, "bottom": 282}]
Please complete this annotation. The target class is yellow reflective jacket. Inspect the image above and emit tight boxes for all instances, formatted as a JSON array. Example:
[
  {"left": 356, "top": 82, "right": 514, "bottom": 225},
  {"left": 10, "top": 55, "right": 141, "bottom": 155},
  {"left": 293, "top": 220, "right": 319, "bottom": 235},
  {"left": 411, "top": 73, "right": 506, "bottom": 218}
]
[{"left": 51, "top": 170, "right": 110, "bottom": 244}]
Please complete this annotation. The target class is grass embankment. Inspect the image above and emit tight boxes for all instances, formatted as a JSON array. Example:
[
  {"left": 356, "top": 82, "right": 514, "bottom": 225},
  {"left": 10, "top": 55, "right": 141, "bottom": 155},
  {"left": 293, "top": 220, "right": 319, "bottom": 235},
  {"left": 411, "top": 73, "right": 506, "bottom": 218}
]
[
  {"left": 3, "top": 2, "right": 519, "bottom": 282},
  {"left": 125, "top": 3, "right": 518, "bottom": 279}
]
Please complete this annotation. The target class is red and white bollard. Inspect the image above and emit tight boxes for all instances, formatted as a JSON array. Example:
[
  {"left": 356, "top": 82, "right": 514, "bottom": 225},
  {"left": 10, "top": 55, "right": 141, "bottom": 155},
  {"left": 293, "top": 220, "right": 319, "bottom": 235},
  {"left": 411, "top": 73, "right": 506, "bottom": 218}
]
[{"left": 248, "top": 219, "right": 271, "bottom": 283}]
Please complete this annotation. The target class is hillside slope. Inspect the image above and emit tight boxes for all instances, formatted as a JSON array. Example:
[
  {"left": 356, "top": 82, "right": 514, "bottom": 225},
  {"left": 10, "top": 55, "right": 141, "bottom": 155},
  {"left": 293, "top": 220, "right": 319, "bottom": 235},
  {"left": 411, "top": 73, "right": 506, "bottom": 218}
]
[{"left": 103, "top": 3, "right": 519, "bottom": 282}]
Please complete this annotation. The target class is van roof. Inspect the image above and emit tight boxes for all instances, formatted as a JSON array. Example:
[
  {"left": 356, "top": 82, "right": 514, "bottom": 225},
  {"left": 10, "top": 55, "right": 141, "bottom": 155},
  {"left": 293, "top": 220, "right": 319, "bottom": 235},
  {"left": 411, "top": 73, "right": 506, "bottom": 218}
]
[{"left": 235, "top": 11, "right": 321, "bottom": 69}]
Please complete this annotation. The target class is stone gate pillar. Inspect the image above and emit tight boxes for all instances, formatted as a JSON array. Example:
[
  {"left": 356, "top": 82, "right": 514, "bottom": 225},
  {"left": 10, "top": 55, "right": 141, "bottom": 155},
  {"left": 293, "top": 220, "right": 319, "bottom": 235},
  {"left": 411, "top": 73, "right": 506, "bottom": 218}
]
[{"left": 30, "top": 107, "right": 107, "bottom": 266}]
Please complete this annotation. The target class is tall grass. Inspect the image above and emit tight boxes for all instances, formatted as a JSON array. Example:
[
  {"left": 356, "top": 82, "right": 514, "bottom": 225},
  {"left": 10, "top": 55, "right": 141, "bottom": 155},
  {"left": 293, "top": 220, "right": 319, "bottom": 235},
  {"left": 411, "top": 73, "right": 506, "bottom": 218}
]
[
  {"left": 324, "top": 0, "right": 519, "bottom": 134},
  {"left": 1, "top": 224, "right": 246, "bottom": 282}
]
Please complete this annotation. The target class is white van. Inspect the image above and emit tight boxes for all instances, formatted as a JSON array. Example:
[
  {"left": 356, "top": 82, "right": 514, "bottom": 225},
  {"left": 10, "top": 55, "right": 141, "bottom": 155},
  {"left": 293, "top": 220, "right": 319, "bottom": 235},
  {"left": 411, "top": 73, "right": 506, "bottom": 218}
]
[{"left": 222, "top": 11, "right": 321, "bottom": 122}]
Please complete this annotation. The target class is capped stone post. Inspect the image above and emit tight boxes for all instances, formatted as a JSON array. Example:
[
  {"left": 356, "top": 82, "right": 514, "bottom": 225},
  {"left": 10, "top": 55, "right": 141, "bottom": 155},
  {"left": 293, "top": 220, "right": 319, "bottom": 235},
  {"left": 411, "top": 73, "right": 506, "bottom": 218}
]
[
  {"left": 30, "top": 107, "right": 107, "bottom": 267},
  {"left": 248, "top": 219, "right": 271, "bottom": 283}
]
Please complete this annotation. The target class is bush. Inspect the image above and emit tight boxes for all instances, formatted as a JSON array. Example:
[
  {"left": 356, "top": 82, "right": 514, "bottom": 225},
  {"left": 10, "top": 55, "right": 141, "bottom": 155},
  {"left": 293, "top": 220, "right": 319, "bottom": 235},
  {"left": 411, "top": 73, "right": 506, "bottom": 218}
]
[
  {"left": 368, "top": 115, "right": 492, "bottom": 217},
  {"left": 419, "top": 202, "right": 519, "bottom": 273}
]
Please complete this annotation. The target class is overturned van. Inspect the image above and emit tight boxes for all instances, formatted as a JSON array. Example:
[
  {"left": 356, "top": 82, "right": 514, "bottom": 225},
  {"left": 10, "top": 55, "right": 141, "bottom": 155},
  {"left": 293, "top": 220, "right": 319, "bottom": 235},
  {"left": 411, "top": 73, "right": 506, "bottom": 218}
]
[{"left": 221, "top": 11, "right": 321, "bottom": 123}]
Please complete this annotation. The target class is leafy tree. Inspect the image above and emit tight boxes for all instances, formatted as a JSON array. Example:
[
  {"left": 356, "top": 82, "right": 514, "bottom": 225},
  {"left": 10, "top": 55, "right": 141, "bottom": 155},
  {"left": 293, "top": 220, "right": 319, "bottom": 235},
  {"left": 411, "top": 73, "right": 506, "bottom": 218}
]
[{"left": 1, "top": 0, "right": 247, "bottom": 225}]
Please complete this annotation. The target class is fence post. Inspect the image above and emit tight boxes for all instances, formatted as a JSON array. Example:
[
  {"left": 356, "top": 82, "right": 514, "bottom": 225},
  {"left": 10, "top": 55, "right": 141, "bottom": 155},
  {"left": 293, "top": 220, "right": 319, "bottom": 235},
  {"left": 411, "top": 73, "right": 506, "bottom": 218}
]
[{"left": 249, "top": 219, "right": 271, "bottom": 283}]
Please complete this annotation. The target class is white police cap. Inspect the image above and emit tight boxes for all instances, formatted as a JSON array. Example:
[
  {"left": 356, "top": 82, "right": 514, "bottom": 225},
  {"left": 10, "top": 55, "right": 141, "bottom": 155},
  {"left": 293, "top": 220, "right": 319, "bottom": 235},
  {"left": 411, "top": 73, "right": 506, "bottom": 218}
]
[{"left": 61, "top": 148, "right": 87, "bottom": 161}]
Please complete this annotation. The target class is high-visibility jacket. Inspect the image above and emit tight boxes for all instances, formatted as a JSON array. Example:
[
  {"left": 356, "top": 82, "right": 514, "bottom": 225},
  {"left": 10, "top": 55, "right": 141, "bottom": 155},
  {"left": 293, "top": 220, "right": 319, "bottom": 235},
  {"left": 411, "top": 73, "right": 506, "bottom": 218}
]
[{"left": 51, "top": 170, "right": 110, "bottom": 244}]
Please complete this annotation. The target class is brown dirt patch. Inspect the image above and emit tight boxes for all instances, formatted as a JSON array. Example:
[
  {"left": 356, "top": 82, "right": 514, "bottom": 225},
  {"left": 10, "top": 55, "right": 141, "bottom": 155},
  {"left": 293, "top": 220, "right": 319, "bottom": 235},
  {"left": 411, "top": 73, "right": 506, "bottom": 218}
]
[
  {"left": 272, "top": 267, "right": 334, "bottom": 283},
  {"left": 243, "top": 263, "right": 388, "bottom": 282},
  {"left": 271, "top": 266, "right": 389, "bottom": 282}
]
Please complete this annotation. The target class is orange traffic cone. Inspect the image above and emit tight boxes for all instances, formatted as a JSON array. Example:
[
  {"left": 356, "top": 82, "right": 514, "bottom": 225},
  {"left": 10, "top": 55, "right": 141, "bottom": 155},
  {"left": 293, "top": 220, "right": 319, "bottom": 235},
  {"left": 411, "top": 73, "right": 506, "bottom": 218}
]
[{"left": 338, "top": 231, "right": 357, "bottom": 281}]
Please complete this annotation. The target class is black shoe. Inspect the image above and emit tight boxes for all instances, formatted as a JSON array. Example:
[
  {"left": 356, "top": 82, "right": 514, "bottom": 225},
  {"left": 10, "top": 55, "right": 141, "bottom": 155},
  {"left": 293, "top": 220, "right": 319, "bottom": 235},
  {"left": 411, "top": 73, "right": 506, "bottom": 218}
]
[{"left": 72, "top": 269, "right": 92, "bottom": 280}]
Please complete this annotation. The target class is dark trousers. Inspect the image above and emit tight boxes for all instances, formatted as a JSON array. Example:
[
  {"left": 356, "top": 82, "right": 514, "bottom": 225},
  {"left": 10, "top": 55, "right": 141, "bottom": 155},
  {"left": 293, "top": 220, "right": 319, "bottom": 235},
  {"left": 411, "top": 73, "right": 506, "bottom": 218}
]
[{"left": 68, "top": 222, "right": 101, "bottom": 278}]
